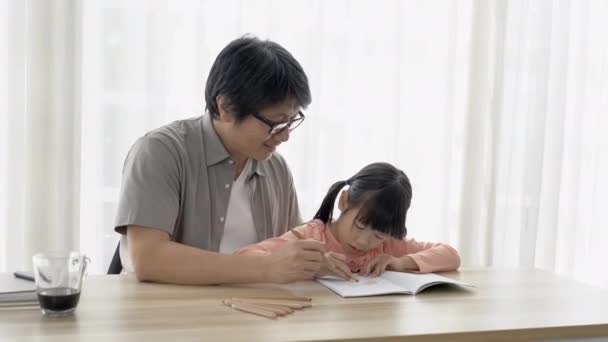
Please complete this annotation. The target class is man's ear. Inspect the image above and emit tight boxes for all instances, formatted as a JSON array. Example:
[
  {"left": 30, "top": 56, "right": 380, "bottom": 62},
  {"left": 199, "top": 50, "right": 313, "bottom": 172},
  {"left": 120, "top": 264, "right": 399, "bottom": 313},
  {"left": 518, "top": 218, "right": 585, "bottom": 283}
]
[
  {"left": 338, "top": 190, "right": 349, "bottom": 211},
  {"left": 215, "top": 96, "right": 234, "bottom": 123}
]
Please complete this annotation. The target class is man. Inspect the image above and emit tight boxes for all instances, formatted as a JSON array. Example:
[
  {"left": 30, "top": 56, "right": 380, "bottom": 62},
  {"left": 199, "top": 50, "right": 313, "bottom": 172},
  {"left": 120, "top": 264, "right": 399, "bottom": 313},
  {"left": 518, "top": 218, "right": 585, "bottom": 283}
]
[{"left": 114, "top": 36, "right": 325, "bottom": 285}]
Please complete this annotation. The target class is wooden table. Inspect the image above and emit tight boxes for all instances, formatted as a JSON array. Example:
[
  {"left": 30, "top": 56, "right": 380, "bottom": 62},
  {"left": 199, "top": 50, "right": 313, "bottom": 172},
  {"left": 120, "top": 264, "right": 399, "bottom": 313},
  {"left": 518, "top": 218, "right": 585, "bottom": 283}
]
[{"left": 1, "top": 268, "right": 608, "bottom": 341}]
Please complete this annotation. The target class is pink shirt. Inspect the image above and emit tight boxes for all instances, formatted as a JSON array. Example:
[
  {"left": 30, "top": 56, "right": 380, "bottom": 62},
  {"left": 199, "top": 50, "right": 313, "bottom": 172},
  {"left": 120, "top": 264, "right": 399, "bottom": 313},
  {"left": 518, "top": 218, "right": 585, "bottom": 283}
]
[{"left": 235, "top": 219, "right": 461, "bottom": 273}]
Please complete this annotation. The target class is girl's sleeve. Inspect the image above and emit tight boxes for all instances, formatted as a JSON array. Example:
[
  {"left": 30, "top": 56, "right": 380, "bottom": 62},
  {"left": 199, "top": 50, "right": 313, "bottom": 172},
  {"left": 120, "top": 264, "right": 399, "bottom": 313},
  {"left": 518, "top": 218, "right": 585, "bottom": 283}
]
[
  {"left": 233, "top": 223, "right": 314, "bottom": 256},
  {"left": 386, "top": 237, "right": 461, "bottom": 273}
]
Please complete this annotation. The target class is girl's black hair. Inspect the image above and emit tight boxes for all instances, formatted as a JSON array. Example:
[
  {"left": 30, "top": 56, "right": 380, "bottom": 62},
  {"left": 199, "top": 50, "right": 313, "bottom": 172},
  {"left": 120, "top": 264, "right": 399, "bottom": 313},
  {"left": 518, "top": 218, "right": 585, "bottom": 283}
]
[{"left": 313, "top": 162, "right": 412, "bottom": 239}]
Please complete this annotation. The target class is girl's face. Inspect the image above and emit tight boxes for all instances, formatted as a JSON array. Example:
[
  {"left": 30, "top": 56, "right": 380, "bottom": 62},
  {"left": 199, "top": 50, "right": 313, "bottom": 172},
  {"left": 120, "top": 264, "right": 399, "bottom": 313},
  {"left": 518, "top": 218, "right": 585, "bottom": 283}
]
[{"left": 331, "top": 191, "right": 388, "bottom": 254}]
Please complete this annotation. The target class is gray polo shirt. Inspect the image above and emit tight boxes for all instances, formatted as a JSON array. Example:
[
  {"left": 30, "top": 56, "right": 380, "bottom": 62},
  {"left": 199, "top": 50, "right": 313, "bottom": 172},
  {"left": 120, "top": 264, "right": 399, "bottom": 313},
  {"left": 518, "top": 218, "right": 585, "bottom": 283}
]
[{"left": 114, "top": 114, "right": 302, "bottom": 271}]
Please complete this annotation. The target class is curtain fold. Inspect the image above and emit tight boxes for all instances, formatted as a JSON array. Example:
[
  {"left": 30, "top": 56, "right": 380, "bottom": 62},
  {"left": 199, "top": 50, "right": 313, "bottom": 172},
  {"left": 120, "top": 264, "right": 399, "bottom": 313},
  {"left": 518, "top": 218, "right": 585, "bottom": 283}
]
[{"left": 1, "top": 0, "right": 81, "bottom": 271}]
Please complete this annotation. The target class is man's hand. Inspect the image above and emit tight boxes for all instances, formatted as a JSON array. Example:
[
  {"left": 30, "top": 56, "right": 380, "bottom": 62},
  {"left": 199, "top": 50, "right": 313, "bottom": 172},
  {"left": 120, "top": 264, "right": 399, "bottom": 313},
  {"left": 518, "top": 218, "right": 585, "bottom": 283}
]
[
  {"left": 360, "top": 255, "right": 419, "bottom": 277},
  {"left": 317, "top": 252, "right": 357, "bottom": 282},
  {"left": 265, "top": 239, "right": 325, "bottom": 283}
]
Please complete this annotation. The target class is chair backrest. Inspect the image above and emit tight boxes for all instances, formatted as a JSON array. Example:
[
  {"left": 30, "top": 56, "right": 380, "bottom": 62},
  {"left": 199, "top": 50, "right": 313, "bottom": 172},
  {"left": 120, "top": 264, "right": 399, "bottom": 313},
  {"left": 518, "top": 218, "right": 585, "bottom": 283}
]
[{"left": 107, "top": 242, "right": 123, "bottom": 274}]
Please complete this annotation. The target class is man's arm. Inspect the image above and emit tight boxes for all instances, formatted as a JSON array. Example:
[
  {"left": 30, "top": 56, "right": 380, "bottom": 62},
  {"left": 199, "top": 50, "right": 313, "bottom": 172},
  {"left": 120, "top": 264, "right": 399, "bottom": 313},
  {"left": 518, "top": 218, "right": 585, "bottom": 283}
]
[{"left": 127, "top": 225, "right": 325, "bottom": 285}]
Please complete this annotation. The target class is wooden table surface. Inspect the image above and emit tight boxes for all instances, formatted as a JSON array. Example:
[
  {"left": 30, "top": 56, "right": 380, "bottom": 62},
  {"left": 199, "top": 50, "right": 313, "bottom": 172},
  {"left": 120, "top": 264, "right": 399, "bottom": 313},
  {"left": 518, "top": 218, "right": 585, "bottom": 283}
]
[{"left": 1, "top": 268, "right": 608, "bottom": 341}]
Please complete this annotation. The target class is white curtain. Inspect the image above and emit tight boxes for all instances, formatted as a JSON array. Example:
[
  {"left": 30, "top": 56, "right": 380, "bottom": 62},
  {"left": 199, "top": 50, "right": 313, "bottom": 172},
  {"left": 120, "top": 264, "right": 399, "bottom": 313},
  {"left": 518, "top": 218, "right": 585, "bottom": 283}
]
[
  {"left": 1, "top": 0, "right": 81, "bottom": 271},
  {"left": 2, "top": 0, "right": 607, "bottom": 287}
]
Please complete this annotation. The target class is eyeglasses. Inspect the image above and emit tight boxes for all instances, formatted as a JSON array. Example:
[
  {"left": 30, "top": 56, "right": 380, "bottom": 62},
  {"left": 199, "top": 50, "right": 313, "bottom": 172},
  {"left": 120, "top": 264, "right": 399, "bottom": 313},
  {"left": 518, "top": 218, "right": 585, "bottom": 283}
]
[{"left": 251, "top": 110, "right": 306, "bottom": 136}]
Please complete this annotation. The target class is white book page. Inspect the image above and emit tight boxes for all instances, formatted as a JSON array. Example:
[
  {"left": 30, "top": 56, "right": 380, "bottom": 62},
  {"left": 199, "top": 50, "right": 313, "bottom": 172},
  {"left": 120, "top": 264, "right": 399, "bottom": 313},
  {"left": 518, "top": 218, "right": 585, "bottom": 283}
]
[
  {"left": 381, "top": 271, "right": 472, "bottom": 294},
  {"left": 317, "top": 276, "right": 407, "bottom": 298}
]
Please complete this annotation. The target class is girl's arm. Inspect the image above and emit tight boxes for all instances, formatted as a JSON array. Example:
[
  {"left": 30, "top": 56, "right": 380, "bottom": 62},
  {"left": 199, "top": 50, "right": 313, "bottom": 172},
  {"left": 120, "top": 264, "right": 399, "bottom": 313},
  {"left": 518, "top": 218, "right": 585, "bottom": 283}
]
[
  {"left": 235, "top": 221, "right": 355, "bottom": 281},
  {"left": 386, "top": 237, "right": 461, "bottom": 273},
  {"left": 234, "top": 224, "right": 313, "bottom": 256}
]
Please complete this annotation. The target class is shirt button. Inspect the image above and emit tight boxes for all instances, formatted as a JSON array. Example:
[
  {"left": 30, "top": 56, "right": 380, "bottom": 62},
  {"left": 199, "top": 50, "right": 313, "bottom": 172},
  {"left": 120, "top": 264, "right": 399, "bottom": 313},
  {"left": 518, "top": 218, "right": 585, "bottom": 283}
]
[
  {"left": 220, "top": 217, "right": 225, "bottom": 222},
  {"left": 228, "top": 160, "right": 234, "bottom": 164},
  {"left": 225, "top": 184, "right": 230, "bottom": 189}
]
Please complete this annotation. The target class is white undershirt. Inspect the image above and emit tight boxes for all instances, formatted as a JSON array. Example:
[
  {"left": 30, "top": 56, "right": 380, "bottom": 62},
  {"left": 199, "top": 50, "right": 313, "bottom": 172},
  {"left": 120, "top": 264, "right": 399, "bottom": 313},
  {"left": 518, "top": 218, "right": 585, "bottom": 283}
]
[{"left": 219, "top": 159, "right": 257, "bottom": 253}]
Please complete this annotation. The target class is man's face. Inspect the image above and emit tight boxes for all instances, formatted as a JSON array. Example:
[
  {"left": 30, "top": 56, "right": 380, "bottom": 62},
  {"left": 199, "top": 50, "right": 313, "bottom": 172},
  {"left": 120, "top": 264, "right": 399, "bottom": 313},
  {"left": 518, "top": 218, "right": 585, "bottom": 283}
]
[{"left": 232, "top": 99, "right": 302, "bottom": 161}]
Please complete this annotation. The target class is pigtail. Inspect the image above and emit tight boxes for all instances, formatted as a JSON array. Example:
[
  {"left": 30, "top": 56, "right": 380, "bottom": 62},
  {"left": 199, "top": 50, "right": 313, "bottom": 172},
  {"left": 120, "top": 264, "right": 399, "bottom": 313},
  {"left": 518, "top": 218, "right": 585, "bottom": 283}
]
[{"left": 313, "top": 180, "right": 348, "bottom": 224}]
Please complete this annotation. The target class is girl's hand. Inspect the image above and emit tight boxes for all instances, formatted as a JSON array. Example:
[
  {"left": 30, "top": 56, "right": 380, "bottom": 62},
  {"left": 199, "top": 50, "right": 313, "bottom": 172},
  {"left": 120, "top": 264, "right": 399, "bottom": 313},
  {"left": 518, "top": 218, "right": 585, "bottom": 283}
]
[
  {"left": 361, "top": 255, "right": 418, "bottom": 277},
  {"left": 317, "top": 252, "right": 358, "bottom": 282}
]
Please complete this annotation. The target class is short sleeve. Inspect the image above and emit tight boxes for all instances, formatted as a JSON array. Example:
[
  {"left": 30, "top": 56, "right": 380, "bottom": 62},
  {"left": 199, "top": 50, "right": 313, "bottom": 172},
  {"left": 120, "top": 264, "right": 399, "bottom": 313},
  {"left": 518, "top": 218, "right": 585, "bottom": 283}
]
[{"left": 114, "top": 135, "right": 181, "bottom": 236}]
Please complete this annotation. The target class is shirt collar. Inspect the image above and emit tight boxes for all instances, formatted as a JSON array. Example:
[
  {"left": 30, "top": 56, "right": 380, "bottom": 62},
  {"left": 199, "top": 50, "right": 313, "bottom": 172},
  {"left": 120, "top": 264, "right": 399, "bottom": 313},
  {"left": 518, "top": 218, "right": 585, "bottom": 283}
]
[
  {"left": 202, "top": 113, "right": 230, "bottom": 166},
  {"left": 201, "top": 113, "right": 266, "bottom": 177}
]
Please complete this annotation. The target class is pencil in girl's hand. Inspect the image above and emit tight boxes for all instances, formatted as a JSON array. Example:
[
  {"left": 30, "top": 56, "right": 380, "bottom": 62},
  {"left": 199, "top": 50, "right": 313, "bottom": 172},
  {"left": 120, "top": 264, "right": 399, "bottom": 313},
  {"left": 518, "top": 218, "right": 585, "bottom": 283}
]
[{"left": 289, "top": 228, "right": 305, "bottom": 240}]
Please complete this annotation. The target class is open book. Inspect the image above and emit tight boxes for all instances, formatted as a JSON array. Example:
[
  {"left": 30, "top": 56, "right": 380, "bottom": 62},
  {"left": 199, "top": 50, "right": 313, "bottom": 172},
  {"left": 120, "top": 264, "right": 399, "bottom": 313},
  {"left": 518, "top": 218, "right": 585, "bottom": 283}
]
[{"left": 317, "top": 271, "right": 474, "bottom": 298}]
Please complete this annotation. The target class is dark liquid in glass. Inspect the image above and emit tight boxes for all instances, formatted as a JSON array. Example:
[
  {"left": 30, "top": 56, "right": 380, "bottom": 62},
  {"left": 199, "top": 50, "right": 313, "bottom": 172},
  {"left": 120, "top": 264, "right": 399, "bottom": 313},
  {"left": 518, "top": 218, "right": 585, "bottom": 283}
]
[{"left": 37, "top": 287, "right": 81, "bottom": 312}]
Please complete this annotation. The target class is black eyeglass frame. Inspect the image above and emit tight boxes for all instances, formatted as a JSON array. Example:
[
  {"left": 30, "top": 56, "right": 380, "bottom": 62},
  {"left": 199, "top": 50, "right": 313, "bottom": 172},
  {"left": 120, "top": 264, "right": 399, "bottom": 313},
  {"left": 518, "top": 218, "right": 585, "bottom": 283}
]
[{"left": 251, "top": 110, "right": 305, "bottom": 135}]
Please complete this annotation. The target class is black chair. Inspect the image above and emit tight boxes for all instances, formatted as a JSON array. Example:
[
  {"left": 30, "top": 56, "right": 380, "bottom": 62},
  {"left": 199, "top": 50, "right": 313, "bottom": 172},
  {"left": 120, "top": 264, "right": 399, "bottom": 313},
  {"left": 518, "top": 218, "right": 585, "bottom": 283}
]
[{"left": 107, "top": 242, "right": 123, "bottom": 274}]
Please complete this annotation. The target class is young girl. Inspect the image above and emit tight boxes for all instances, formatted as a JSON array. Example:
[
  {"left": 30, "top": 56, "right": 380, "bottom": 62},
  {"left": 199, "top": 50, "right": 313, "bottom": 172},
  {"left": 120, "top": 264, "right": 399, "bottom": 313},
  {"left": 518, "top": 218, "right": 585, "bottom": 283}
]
[{"left": 235, "top": 162, "right": 460, "bottom": 280}]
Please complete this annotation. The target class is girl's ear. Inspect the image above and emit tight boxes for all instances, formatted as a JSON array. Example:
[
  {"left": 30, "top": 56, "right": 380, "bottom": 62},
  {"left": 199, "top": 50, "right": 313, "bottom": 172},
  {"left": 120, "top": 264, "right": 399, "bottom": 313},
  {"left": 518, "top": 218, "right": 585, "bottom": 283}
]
[{"left": 338, "top": 190, "right": 349, "bottom": 211}]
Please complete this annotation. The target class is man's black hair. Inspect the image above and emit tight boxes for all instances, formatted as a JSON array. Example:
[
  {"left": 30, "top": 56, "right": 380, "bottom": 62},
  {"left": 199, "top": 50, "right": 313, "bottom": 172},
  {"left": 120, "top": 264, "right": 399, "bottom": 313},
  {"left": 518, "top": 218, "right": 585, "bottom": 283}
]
[{"left": 205, "top": 35, "right": 311, "bottom": 121}]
